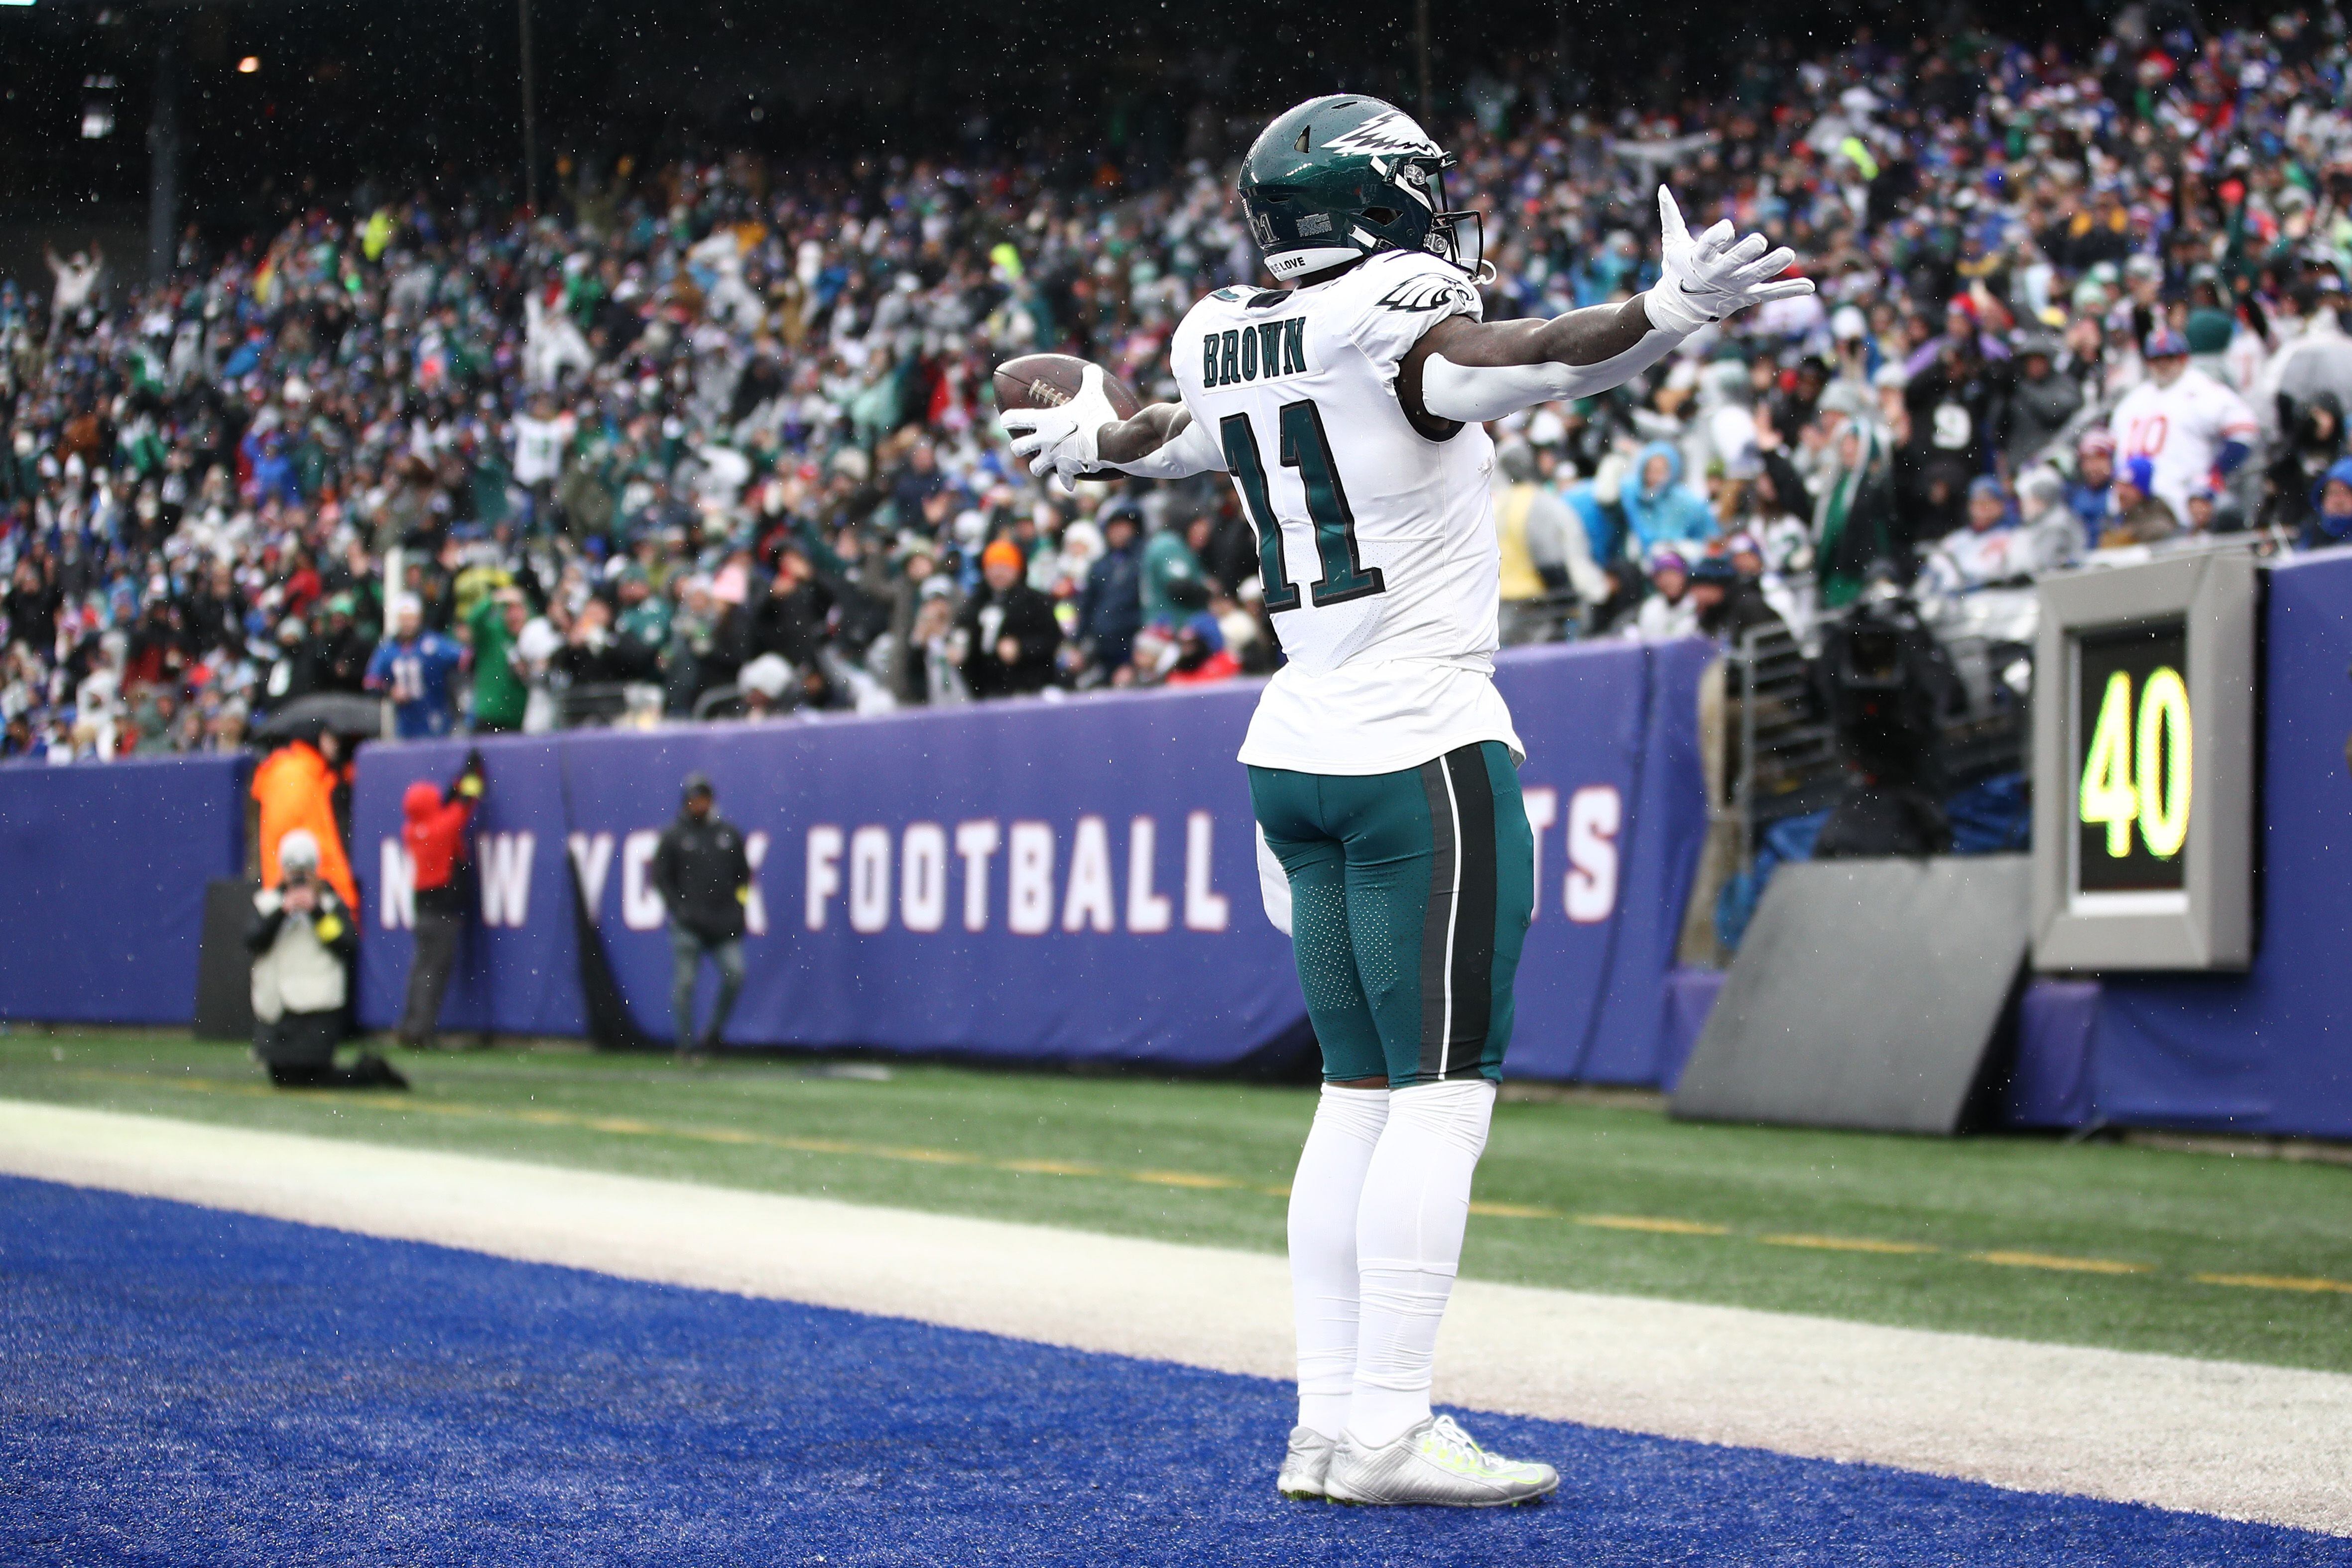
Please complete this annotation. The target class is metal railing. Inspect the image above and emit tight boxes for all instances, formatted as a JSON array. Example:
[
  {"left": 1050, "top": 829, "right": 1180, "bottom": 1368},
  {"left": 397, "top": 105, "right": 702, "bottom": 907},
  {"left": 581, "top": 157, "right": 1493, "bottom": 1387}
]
[
  {"left": 1729, "top": 619, "right": 2033, "bottom": 874},
  {"left": 1730, "top": 624, "right": 1841, "bottom": 875}
]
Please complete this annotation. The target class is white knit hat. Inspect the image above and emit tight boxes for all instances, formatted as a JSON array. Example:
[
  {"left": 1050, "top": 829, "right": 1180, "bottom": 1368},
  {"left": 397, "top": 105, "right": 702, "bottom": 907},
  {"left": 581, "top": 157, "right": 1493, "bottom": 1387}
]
[{"left": 277, "top": 828, "right": 320, "bottom": 873}]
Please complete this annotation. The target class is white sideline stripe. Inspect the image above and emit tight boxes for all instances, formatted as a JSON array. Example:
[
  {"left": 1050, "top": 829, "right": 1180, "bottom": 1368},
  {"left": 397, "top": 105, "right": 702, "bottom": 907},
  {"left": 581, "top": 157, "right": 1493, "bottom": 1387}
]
[{"left": 1, "top": 1100, "right": 2347, "bottom": 1537}]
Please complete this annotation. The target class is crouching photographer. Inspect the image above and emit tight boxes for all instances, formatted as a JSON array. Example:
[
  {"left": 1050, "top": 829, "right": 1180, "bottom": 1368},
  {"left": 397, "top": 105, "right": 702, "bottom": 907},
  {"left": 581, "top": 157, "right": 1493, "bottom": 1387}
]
[{"left": 248, "top": 829, "right": 406, "bottom": 1090}]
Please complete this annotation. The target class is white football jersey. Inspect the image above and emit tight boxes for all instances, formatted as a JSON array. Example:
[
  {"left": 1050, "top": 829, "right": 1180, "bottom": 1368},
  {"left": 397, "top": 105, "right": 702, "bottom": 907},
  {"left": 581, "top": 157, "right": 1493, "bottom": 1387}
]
[
  {"left": 1170, "top": 249, "right": 1521, "bottom": 775},
  {"left": 2108, "top": 367, "right": 2258, "bottom": 521}
]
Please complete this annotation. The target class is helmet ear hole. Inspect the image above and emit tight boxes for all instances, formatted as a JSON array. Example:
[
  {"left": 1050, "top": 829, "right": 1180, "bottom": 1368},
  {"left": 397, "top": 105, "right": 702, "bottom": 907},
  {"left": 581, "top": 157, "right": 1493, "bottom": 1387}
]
[
  {"left": 1295, "top": 127, "right": 1312, "bottom": 153},
  {"left": 1363, "top": 207, "right": 1399, "bottom": 226}
]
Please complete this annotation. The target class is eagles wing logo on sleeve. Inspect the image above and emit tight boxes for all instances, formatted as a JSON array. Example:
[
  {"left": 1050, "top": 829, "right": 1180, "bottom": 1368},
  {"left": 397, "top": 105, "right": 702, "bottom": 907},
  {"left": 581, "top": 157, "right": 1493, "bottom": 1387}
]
[{"left": 1375, "top": 274, "right": 1478, "bottom": 313}]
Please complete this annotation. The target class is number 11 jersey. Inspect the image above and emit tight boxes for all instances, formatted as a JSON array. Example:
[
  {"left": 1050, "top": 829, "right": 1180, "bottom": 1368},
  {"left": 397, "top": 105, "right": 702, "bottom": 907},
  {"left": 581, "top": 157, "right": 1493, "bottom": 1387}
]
[{"left": 1169, "top": 247, "right": 1523, "bottom": 776}]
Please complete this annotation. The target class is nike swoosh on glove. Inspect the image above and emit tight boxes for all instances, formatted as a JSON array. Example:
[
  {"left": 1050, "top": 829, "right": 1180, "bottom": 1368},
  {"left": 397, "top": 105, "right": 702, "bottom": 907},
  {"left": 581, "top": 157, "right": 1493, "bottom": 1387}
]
[
  {"left": 1644, "top": 186, "right": 1816, "bottom": 337},
  {"left": 998, "top": 363, "right": 1119, "bottom": 490}
]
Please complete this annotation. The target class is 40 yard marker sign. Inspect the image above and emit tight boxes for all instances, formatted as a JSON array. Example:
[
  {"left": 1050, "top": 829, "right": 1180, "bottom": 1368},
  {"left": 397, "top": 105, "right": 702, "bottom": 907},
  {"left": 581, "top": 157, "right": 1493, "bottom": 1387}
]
[
  {"left": 2075, "top": 623, "right": 2193, "bottom": 886},
  {"left": 2031, "top": 548, "right": 2259, "bottom": 972}
]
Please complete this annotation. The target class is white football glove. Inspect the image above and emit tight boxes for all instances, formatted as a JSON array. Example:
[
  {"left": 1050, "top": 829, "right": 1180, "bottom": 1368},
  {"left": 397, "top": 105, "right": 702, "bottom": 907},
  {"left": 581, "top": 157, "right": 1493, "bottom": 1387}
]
[
  {"left": 999, "top": 363, "right": 1120, "bottom": 491},
  {"left": 1644, "top": 186, "right": 1816, "bottom": 337}
]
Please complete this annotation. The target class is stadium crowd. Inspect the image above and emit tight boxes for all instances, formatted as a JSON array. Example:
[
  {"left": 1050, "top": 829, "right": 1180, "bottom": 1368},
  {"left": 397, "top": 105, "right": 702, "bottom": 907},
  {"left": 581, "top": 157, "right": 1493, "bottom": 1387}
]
[{"left": 5, "top": 9, "right": 2352, "bottom": 759}]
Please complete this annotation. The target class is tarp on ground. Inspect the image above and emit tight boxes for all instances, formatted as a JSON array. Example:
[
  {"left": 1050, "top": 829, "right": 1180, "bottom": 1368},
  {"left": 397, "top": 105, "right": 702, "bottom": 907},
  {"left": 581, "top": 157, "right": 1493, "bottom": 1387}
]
[
  {"left": 0, "top": 753, "right": 246, "bottom": 1024},
  {"left": 349, "top": 639, "right": 1710, "bottom": 1078}
]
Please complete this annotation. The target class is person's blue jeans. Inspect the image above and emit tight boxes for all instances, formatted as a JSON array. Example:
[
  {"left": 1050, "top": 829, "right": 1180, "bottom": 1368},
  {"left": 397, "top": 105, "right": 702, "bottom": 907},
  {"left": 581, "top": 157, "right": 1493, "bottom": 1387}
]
[{"left": 669, "top": 924, "right": 745, "bottom": 1054}]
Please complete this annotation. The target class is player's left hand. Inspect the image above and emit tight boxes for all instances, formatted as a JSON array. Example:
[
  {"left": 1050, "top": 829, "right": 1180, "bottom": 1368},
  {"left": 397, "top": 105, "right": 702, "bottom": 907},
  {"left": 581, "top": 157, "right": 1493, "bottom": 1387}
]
[
  {"left": 1647, "top": 186, "right": 1815, "bottom": 336},
  {"left": 1000, "top": 363, "right": 1118, "bottom": 489}
]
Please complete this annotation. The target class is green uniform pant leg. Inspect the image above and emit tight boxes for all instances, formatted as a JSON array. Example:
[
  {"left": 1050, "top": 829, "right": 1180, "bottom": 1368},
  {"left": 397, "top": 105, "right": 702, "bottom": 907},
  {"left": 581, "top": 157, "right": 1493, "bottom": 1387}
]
[
  {"left": 1326, "top": 740, "right": 1532, "bottom": 1087},
  {"left": 1312, "top": 767, "right": 1439, "bottom": 1089},
  {"left": 1471, "top": 739, "right": 1535, "bottom": 1083},
  {"left": 1248, "top": 766, "right": 1387, "bottom": 1086}
]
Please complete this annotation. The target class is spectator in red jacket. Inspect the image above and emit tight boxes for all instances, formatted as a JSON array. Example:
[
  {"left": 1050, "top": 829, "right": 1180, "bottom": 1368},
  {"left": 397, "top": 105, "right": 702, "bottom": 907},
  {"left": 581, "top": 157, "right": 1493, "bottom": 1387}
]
[
  {"left": 395, "top": 749, "right": 487, "bottom": 1050},
  {"left": 1163, "top": 613, "right": 1240, "bottom": 687}
]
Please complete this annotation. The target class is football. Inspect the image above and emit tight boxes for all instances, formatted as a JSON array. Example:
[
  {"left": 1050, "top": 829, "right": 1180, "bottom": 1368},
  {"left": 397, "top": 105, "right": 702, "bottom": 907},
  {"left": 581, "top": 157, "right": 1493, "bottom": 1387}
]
[
  {"left": 991, "top": 353, "right": 1143, "bottom": 423},
  {"left": 991, "top": 354, "right": 1143, "bottom": 482}
]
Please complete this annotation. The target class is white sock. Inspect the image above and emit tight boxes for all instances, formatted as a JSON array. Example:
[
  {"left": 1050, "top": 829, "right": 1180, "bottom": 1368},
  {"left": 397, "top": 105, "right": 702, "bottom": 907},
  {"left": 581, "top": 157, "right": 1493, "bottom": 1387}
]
[
  {"left": 1348, "top": 1077, "right": 1496, "bottom": 1448},
  {"left": 1288, "top": 1083, "right": 1389, "bottom": 1440}
]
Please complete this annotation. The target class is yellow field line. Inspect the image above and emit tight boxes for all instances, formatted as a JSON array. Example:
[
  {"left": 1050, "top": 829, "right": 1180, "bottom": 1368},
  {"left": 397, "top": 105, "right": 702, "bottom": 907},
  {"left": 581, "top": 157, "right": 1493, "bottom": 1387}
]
[
  {"left": 2196, "top": 1272, "right": 2352, "bottom": 1295},
  {"left": 999, "top": 1158, "right": 1106, "bottom": 1177},
  {"left": 584, "top": 1117, "right": 667, "bottom": 1137},
  {"left": 38, "top": 1069, "right": 2344, "bottom": 1294},
  {"left": 1577, "top": 1214, "right": 1732, "bottom": 1236},
  {"left": 1970, "top": 1250, "right": 2152, "bottom": 1275},
  {"left": 1761, "top": 1233, "right": 1940, "bottom": 1256},
  {"left": 874, "top": 1145, "right": 981, "bottom": 1165}
]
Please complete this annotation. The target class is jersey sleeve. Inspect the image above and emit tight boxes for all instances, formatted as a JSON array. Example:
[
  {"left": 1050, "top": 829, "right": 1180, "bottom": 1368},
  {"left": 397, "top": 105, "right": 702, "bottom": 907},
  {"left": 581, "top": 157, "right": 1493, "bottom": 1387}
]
[
  {"left": 2209, "top": 380, "right": 2260, "bottom": 442},
  {"left": 1340, "top": 252, "right": 1485, "bottom": 382}
]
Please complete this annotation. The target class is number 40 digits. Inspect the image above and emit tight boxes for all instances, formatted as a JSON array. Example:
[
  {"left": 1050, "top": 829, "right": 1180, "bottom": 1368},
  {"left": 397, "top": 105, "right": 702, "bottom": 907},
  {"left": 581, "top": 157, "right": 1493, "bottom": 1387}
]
[{"left": 2080, "top": 667, "right": 2193, "bottom": 860}]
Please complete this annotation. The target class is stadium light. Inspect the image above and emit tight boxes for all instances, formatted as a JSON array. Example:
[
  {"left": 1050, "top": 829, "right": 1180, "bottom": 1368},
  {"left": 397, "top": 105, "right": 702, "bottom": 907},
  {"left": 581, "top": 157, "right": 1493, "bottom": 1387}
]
[{"left": 237, "top": 55, "right": 259, "bottom": 73}]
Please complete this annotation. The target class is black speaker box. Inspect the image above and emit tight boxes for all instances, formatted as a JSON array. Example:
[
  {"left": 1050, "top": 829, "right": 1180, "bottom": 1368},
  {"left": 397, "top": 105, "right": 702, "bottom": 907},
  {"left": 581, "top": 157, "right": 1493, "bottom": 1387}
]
[{"left": 193, "top": 879, "right": 259, "bottom": 1041}]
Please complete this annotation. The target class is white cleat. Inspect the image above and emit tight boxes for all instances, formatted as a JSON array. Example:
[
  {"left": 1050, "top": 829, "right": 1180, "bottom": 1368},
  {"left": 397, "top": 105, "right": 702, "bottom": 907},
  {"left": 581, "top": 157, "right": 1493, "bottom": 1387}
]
[
  {"left": 1323, "top": 1414, "right": 1560, "bottom": 1507},
  {"left": 1277, "top": 1425, "right": 1338, "bottom": 1500}
]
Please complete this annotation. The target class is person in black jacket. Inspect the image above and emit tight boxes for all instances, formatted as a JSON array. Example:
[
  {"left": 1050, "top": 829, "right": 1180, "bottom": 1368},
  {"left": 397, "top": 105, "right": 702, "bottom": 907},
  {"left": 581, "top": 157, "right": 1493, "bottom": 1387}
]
[
  {"left": 1687, "top": 555, "right": 1787, "bottom": 648},
  {"left": 1077, "top": 510, "right": 1145, "bottom": 679},
  {"left": 747, "top": 545, "right": 833, "bottom": 669},
  {"left": 652, "top": 772, "right": 752, "bottom": 1060},
  {"left": 2261, "top": 390, "right": 2346, "bottom": 537},
  {"left": 955, "top": 539, "right": 1061, "bottom": 699},
  {"left": 1999, "top": 332, "right": 2085, "bottom": 470}
]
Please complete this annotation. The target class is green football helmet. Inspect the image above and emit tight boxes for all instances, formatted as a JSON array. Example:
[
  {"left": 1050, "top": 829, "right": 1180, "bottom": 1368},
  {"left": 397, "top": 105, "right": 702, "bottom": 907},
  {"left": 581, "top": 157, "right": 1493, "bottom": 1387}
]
[{"left": 1238, "top": 95, "right": 1486, "bottom": 283}]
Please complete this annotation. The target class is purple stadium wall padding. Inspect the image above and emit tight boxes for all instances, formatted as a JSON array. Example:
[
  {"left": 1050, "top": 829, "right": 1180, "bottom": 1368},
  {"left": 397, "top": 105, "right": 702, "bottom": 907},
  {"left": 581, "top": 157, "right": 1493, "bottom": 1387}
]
[
  {"left": 0, "top": 753, "right": 247, "bottom": 1025},
  {"left": 348, "top": 639, "right": 1711, "bottom": 1078}
]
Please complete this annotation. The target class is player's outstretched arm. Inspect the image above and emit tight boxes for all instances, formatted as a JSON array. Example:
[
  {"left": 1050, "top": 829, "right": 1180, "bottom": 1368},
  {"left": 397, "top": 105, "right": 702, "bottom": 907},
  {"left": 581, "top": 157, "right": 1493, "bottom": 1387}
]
[
  {"left": 1096, "top": 404, "right": 1224, "bottom": 479},
  {"left": 1400, "top": 187, "right": 1813, "bottom": 431}
]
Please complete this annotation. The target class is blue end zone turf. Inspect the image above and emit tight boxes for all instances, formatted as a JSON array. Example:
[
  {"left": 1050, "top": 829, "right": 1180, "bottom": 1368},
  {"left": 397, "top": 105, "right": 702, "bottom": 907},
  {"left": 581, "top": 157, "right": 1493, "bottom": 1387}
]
[{"left": 0, "top": 1174, "right": 2342, "bottom": 1567}]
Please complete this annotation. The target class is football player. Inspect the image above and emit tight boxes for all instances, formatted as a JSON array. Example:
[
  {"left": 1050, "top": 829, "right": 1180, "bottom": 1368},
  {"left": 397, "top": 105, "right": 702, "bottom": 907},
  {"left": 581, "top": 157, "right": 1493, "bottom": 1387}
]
[{"left": 1004, "top": 95, "right": 1810, "bottom": 1509}]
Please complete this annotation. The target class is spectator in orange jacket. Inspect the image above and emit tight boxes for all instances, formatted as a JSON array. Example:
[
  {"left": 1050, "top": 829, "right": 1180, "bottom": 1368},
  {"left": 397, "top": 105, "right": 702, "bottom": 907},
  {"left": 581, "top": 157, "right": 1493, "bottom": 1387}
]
[
  {"left": 252, "top": 731, "right": 359, "bottom": 912},
  {"left": 395, "top": 749, "right": 488, "bottom": 1049}
]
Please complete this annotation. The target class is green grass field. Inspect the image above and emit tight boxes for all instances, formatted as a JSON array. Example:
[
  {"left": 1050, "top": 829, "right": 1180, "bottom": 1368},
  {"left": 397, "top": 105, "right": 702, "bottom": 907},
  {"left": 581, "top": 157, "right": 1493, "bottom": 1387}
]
[{"left": 5, "top": 1030, "right": 2348, "bottom": 1374}]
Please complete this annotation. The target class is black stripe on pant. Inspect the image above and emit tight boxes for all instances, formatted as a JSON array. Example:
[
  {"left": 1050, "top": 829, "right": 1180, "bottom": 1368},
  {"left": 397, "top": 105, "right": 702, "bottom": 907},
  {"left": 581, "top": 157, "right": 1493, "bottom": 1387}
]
[{"left": 1415, "top": 743, "right": 1499, "bottom": 1082}]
